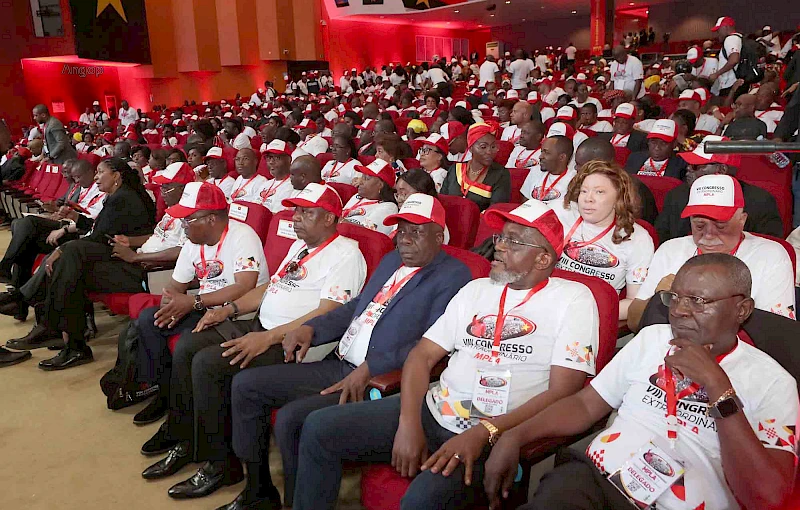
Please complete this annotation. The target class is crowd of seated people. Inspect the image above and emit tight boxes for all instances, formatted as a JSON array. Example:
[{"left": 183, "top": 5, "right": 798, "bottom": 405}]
[{"left": 0, "top": 13, "right": 799, "bottom": 509}]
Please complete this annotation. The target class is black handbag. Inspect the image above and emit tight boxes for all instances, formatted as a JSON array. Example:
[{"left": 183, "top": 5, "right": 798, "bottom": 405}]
[{"left": 99, "top": 319, "right": 160, "bottom": 410}]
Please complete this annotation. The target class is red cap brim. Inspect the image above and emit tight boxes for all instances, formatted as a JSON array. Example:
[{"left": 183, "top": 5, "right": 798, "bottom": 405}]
[
  {"left": 383, "top": 212, "right": 444, "bottom": 228},
  {"left": 281, "top": 197, "right": 341, "bottom": 217},
  {"left": 165, "top": 204, "right": 202, "bottom": 219},
  {"left": 680, "top": 204, "right": 738, "bottom": 221}
]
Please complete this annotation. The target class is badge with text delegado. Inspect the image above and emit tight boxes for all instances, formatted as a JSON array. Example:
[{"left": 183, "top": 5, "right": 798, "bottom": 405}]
[
  {"left": 469, "top": 367, "right": 511, "bottom": 419},
  {"left": 608, "top": 441, "right": 685, "bottom": 508}
]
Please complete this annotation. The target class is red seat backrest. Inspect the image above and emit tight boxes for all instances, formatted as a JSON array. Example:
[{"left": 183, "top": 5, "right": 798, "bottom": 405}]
[
  {"left": 51, "top": 175, "right": 70, "bottom": 201},
  {"left": 553, "top": 268, "right": 619, "bottom": 373},
  {"left": 635, "top": 175, "right": 682, "bottom": 212},
  {"left": 155, "top": 188, "right": 166, "bottom": 222},
  {"left": 36, "top": 164, "right": 63, "bottom": 199},
  {"left": 264, "top": 210, "right": 297, "bottom": 275},
  {"left": 316, "top": 153, "right": 334, "bottom": 166},
  {"left": 400, "top": 158, "right": 421, "bottom": 170},
  {"left": 421, "top": 117, "right": 436, "bottom": 130},
  {"left": 507, "top": 167, "right": 528, "bottom": 204},
  {"left": 636, "top": 219, "right": 659, "bottom": 249},
  {"left": 337, "top": 222, "right": 394, "bottom": 282},
  {"left": 256, "top": 153, "right": 272, "bottom": 178},
  {"left": 738, "top": 156, "right": 793, "bottom": 236},
  {"left": 473, "top": 202, "right": 517, "bottom": 247},
  {"left": 143, "top": 133, "right": 161, "bottom": 144},
  {"left": 614, "top": 146, "right": 631, "bottom": 166},
  {"left": 494, "top": 140, "right": 514, "bottom": 165},
  {"left": 222, "top": 146, "right": 238, "bottom": 174},
  {"left": 752, "top": 232, "right": 796, "bottom": 277},
  {"left": 230, "top": 201, "right": 272, "bottom": 244},
  {"left": 15, "top": 160, "right": 39, "bottom": 188},
  {"left": 358, "top": 155, "right": 376, "bottom": 166},
  {"left": 441, "top": 245, "right": 491, "bottom": 279},
  {"left": 25, "top": 163, "right": 48, "bottom": 192},
  {"left": 437, "top": 194, "right": 480, "bottom": 249},
  {"left": 77, "top": 152, "right": 101, "bottom": 169},
  {"left": 327, "top": 182, "right": 358, "bottom": 205},
  {"left": 394, "top": 117, "right": 411, "bottom": 136},
  {"left": 250, "top": 135, "right": 263, "bottom": 151}
]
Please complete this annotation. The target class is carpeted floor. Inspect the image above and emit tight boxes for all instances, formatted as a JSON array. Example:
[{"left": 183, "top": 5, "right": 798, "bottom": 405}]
[{"left": 0, "top": 229, "right": 362, "bottom": 509}]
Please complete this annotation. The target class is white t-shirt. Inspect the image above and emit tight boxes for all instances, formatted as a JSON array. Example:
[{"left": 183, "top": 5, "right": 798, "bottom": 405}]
[
  {"left": 139, "top": 213, "right": 187, "bottom": 253},
  {"left": 207, "top": 175, "right": 237, "bottom": 201},
  {"left": 565, "top": 46, "right": 578, "bottom": 60},
  {"left": 428, "top": 168, "right": 447, "bottom": 192},
  {"left": 428, "top": 68, "right": 448, "bottom": 86},
  {"left": 508, "top": 59, "right": 535, "bottom": 89},
  {"left": 610, "top": 55, "right": 645, "bottom": 99},
  {"left": 589, "top": 324, "right": 798, "bottom": 510},
  {"left": 76, "top": 183, "right": 105, "bottom": 219},
  {"left": 755, "top": 106, "right": 784, "bottom": 134},
  {"left": 425, "top": 277, "right": 599, "bottom": 433},
  {"left": 230, "top": 174, "right": 270, "bottom": 204},
  {"left": 551, "top": 202, "right": 654, "bottom": 293},
  {"left": 507, "top": 146, "right": 541, "bottom": 173},
  {"left": 172, "top": 220, "right": 269, "bottom": 294},
  {"left": 249, "top": 92, "right": 263, "bottom": 106},
  {"left": 259, "top": 236, "right": 367, "bottom": 330},
  {"left": 695, "top": 114, "right": 721, "bottom": 134},
  {"left": 321, "top": 158, "right": 359, "bottom": 185},
  {"left": 535, "top": 54, "right": 550, "bottom": 72},
  {"left": 521, "top": 166, "right": 575, "bottom": 204},
  {"left": 501, "top": 125, "right": 522, "bottom": 144},
  {"left": 232, "top": 132, "right": 252, "bottom": 151},
  {"left": 260, "top": 176, "right": 295, "bottom": 213},
  {"left": 341, "top": 195, "right": 399, "bottom": 236},
  {"left": 691, "top": 57, "right": 719, "bottom": 79},
  {"left": 479, "top": 61, "right": 500, "bottom": 87},
  {"left": 118, "top": 107, "right": 138, "bottom": 127},
  {"left": 637, "top": 233, "right": 796, "bottom": 318},
  {"left": 718, "top": 34, "right": 743, "bottom": 90}
]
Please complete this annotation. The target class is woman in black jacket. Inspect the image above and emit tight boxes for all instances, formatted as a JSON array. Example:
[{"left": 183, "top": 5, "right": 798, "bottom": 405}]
[{"left": 37, "top": 158, "right": 156, "bottom": 370}]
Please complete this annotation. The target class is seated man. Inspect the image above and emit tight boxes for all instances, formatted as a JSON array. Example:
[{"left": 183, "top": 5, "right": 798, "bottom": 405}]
[
  {"left": 219, "top": 194, "right": 473, "bottom": 509},
  {"left": 488, "top": 254, "right": 798, "bottom": 510},
  {"left": 290, "top": 199, "right": 599, "bottom": 510},
  {"left": 520, "top": 135, "right": 575, "bottom": 202},
  {"left": 259, "top": 141, "right": 295, "bottom": 212},
  {"left": 624, "top": 119, "right": 688, "bottom": 179},
  {"left": 656, "top": 135, "right": 783, "bottom": 242},
  {"left": 505, "top": 120, "right": 544, "bottom": 170},
  {"left": 628, "top": 174, "right": 795, "bottom": 330},
  {"left": 230, "top": 148, "right": 270, "bottom": 205},
  {"left": 500, "top": 100, "right": 534, "bottom": 144},
  {"left": 722, "top": 93, "right": 768, "bottom": 140},
  {"left": 579, "top": 103, "right": 613, "bottom": 133},
  {"left": 133, "top": 182, "right": 269, "bottom": 424},
  {"left": 203, "top": 146, "right": 236, "bottom": 200},
  {"left": 139, "top": 183, "right": 367, "bottom": 500},
  {"left": 598, "top": 103, "right": 648, "bottom": 153}
]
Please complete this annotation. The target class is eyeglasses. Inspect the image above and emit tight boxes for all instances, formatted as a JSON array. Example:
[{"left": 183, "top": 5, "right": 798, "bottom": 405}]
[
  {"left": 180, "top": 214, "right": 211, "bottom": 228},
  {"left": 659, "top": 291, "right": 746, "bottom": 311},
  {"left": 492, "top": 234, "right": 546, "bottom": 250},
  {"left": 418, "top": 147, "right": 436, "bottom": 155}
]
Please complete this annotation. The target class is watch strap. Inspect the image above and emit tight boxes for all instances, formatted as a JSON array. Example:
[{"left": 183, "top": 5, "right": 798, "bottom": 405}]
[{"left": 480, "top": 420, "right": 501, "bottom": 446}]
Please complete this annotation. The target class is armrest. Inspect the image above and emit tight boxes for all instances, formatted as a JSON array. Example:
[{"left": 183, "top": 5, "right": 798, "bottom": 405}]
[{"left": 368, "top": 358, "right": 449, "bottom": 396}]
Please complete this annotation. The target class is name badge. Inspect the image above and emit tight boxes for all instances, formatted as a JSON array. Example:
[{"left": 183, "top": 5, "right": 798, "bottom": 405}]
[
  {"left": 229, "top": 203, "right": 249, "bottom": 222},
  {"left": 608, "top": 441, "right": 685, "bottom": 508},
  {"left": 277, "top": 219, "right": 297, "bottom": 240},
  {"left": 469, "top": 366, "right": 512, "bottom": 419}
]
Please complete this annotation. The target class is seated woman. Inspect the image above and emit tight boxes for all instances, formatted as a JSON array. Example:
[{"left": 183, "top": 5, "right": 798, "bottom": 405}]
[
  {"left": 417, "top": 134, "right": 449, "bottom": 191},
  {"left": 186, "top": 143, "right": 210, "bottom": 181},
  {"left": 392, "top": 168, "right": 450, "bottom": 244},
  {"left": 670, "top": 108, "right": 699, "bottom": 153},
  {"left": 321, "top": 135, "right": 359, "bottom": 185},
  {"left": 549, "top": 160, "right": 655, "bottom": 320},
  {"left": 439, "top": 123, "right": 511, "bottom": 211},
  {"left": 341, "top": 159, "right": 398, "bottom": 235},
  {"left": 420, "top": 91, "right": 442, "bottom": 118},
  {"left": 374, "top": 132, "right": 407, "bottom": 174},
  {"left": 33, "top": 158, "right": 156, "bottom": 370}
]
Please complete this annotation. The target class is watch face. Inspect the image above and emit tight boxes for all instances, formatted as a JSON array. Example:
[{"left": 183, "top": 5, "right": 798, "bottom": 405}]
[{"left": 715, "top": 396, "right": 741, "bottom": 417}]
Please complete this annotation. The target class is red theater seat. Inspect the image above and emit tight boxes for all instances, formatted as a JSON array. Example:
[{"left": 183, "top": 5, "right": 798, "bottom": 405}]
[
  {"left": 327, "top": 182, "right": 357, "bottom": 205},
  {"left": 494, "top": 140, "right": 514, "bottom": 165},
  {"left": 635, "top": 175, "right": 682, "bottom": 213},
  {"left": 337, "top": 222, "right": 394, "bottom": 282},
  {"left": 230, "top": 201, "right": 272, "bottom": 244},
  {"left": 508, "top": 167, "right": 528, "bottom": 204},
  {"left": 473, "top": 203, "right": 517, "bottom": 247},
  {"left": 358, "top": 155, "right": 376, "bottom": 166},
  {"left": 316, "top": 153, "right": 334, "bottom": 166},
  {"left": 613, "top": 146, "right": 631, "bottom": 166},
  {"left": 400, "top": 158, "right": 421, "bottom": 170},
  {"left": 441, "top": 245, "right": 490, "bottom": 279},
  {"left": 264, "top": 210, "right": 297, "bottom": 275},
  {"left": 437, "top": 195, "right": 480, "bottom": 249}
]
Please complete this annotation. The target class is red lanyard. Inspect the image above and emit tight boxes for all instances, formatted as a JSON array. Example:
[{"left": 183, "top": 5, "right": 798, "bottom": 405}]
[
  {"left": 233, "top": 175, "right": 259, "bottom": 199},
  {"left": 515, "top": 147, "right": 540, "bottom": 168},
  {"left": 563, "top": 217, "right": 616, "bottom": 250},
  {"left": 198, "top": 226, "right": 229, "bottom": 279},
  {"left": 460, "top": 162, "right": 488, "bottom": 197},
  {"left": 329, "top": 158, "right": 352, "bottom": 178},
  {"left": 66, "top": 183, "right": 79, "bottom": 200},
  {"left": 508, "top": 126, "right": 521, "bottom": 143},
  {"left": 78, "top": 183, "right": 97, "bottom": 203},
  {"left": 664, "top": 341, "right": 737, "bottom": 442},
  {"left": 697, "top": 234, "right": 744, "bottom": 256},
  {"left": 276, "top": 234, "right": 339, "bottom": 278},
  {"left": 611, "top": 133, "right": 629, "bottom": 146},
  {"left": 538, "top": 171, "right": 568, "bottom": 200},
  {"left": 373, "top": 267, "right": 422, "bottom": 305},
  {"left": 342, "top": 197, "right": 379, "bottom": 218},
  {"left": 641, "top": 158, "right": 669, "bottom": 176},
  {"left": 262, "top": 175, "right": 289, "bottom": 199},
  {"left": 492, "top": 279, "right": 549, "bottom": 361},
  {"left": 86, "top": 192, "right": 104, "bottom": 210}
]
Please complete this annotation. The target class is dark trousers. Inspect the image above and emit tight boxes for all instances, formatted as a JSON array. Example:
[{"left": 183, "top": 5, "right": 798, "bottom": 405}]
[
  {"left": 135, "top": 306, "right": 204, "bottom": 389},
  {"left": 293, "top": 396, "right": 490, "bottom": 510},
  {"left": 230, "top": 355, "right": 356, "bottom": 506},
  {"left": 44, "top": 239, "right": 144, "bottom": 348},
  {"left": 1, "top": 215, "right": 76, "bottom": 288},
  {"left": 164, "top": 318, "right": 283, "bottom": 462},
  {"left": 518, "top": 449, "right": 633, "bottom": 510}
]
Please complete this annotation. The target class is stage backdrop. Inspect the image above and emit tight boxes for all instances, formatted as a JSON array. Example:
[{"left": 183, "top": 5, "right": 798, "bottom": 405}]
[{"left": 69, "top": 0, "right": 152, "bottom": 64}]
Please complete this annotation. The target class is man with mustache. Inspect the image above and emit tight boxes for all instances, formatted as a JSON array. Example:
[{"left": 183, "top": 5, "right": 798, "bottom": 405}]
[
  {"left": 627, "top": 174, "right": 795, "bottom": 331},
  {"left": 287, "top": 199, "right": 599, "bottom": 510}
]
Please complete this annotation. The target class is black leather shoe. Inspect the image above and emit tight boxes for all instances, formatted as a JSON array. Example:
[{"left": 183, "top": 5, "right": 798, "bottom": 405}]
[
  {"left": 0, "top": 291, "right": 20, "bottom": 307},
  {"left": 215, "top": 487, "right": 282, "bottom": 510},
  {"left": 141, "top": 422, "right": 180, "bottom": 456},
  {"left": 0, "top": 346, "right": 31, "bottom": 368},
  {"left": 141, "top": 442, "right": 192, "bottom": 480},
  {"left": 168, "top": 461, "right": 244, "bottom": 499},
  {"left": 6, "top": 324, "right": 61, "bottom": 350},
  {"left": 38, "top": 347, "right": 93, "bottom": 371},
  {"left": 0, "top": 300, "right": 27, "bottom": 321},
  {"left": 133, "top": 394, "right": 169, "bottom": 425}
]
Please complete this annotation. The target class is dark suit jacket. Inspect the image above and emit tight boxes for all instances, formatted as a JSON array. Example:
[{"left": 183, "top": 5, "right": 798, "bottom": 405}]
[
  {"left": 624, "top": 151, "right": 688, "bottom": 181},
  {"left": 305, "top": 249, "right": 472, "bottom": 376},
  {"left": 440, "top": 162, "right": 511, "bottom": 211},
  {"left": 655, "top": 180, "right": 784, "bottom": 243},
  {"left": 598, "top": 129, "right": 648, "bottom": 153},
  {"left": 76, "top": 186, "right": 155, "bottom": 244},
  {"left": 43, "top": 116, "right": 77, "bottom": 165}
]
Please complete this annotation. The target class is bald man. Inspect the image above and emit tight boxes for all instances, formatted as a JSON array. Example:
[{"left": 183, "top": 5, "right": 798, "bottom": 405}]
[
  {"left": 289, "top": 155, "right": 324, "bottom": 193},
  {"left": 501, "top": 101, "right": 534, "bottom": 144},
  {"left": 753, "top": 82, "right": 784, "bottom": 134},
  {"left": 574, "top": 137, "right": 658, "bottom": 225},
  {"left": 31, "top": 104, "right": 76, "bottom": 164},
  {"left": 723, "top": 94, "right": 768, "bottom": 140}
]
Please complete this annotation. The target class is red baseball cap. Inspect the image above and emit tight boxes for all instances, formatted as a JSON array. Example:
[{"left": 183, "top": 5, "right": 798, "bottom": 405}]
[
  {"left": 166, "top": 181, "right": 228, "bottom": 218},
  {"left": 204, "top": 146, "right": 225, "bottom": 161},
  {"left": 440, "top": 121, "right": 467, "bottom": 142},
  {"left": 678, "top": 135, "right": 742, "bottom": 167},
  {"left": 647, "top": 119, "right": 678, "bottom": 143},
  {"left": 384, "top": 193, "right": 446, "bottom": 229},
  {"left": 264, "top": 140, "right": 293, "bottom": 156},
  {"left": 298, "top": 119, "right": 317, "bottom": 131},
  {"left": 711, "top": 16, "right": 735, "bottom": 32},
  {"left": 355, "top": 159, "right": 396, "bottom": 187},
  {"left": 422, "top": 133, "right": 449, "bottom": 154},
  {"left": 282, "top": 183, "right": 343, "bottom": 217},
  {"left": 151, "top": 162, "right": 196, "bottom": 185},
  {"left": 484, "top": 200, "right": 565, "bottom": 257},
  {"left": 556, "top": 106, "right": 578, "bottom": 121},
  {"left": 681, "top": 174, "right": 744, "bottom": 221}
]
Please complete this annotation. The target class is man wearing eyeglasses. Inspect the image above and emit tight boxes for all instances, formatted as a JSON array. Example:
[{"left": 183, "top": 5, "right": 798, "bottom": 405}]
[
  {"left": 288, "top": 199, "right": 599, "bottom": 510},
  {"left": 139, "top": 183, "right": 368, "bottom": 501},
  {"left": 486, "top": 254, "right": 798, "bottom": 510},
  {"left": 217, "top": 194, "right": 471, "bottom": 510},
  {"left": 132, "top": 182, "right": 269, "bottom": 427},
  {"left": 627, "top": 174, "right": 795, "bottom": 331}
]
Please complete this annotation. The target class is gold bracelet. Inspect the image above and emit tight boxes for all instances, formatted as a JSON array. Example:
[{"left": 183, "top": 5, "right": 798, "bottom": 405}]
[
  {"left": 706, "top": 388, "right": 736, "bottom": 417},
  {"left": 480, "top": 420, "right": 501, "bottom": 446}
]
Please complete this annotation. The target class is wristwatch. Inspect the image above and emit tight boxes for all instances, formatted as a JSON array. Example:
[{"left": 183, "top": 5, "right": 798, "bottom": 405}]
[
  {"left": 193, "top": 294, "right": 207, "bottom": 312},
  {"left": 480, "top": 420, "right": 501, "bottom": 446},
  {"left": 224, "top": 301, "right": 240, "bottom": 320},
  {"left": 708, "top": 390, "right": 743, "bottom": 419}
]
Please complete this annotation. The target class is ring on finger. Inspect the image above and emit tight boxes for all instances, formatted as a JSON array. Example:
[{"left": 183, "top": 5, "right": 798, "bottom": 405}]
[{"left": 453, "top": 453, "right": 462, "bottom": 460}]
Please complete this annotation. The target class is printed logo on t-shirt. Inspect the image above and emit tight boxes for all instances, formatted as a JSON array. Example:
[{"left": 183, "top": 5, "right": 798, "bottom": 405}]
[
  {"left": 345, "top": 207, "right": 367, "bottom": 218},
  {"left": 232, "top": 188, "right": 247, "bottom": 199},
  {"left": 270, "top": 265, "right": 308, "bottom": 285},
  {"left": 466, "top": 314, "right": 535, "bottom": 341},
  {"left": 194, "top": 260, "right": 224, "bottom": 279},
  {"left": 531, "top": 186, "right": 561, "bottom": 201},
  {"left": 235, "top": 256, "right": 260, "bottom": 272},
  {"left": 563, "top": 243, "right": 619, "bottom": 268}
]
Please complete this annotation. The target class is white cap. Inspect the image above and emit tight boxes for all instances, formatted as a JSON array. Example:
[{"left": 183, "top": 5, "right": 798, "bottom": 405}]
[
  {"left": 556, "top": 106, "right": 577, "bottom": 121},
  {"left": 455, "top": 100, "right": 468, "bottom": 109},
  {"left": 614, "top": 103, "right": 636, "bottom": 119},
  {"left": 527, "top": 91, "right": 541, "bottom": 103},
  {"left": 92, "top": 100, "right": 100, "bottom": 106},
  {"left": 679, "top": 89, "right": 703, "bottom": 102},
  {"left": 506, "top": 90, "right": 520, "bottom": 100},
  {"left": 264, "top": 139, "right": 292, "bottom": 156},
  {"left": 682, "top": 174, "right": 744, "bottom": 221},
  {"left": 686, "top": 47, "right": 701, "bottom": 63},
  {"left": 300, "top": 136, "right": 329, "bottom": 157},
  {"left": 205, "top": 146, "right": 224, "bottom": 159},
  {"left": 647, "top": 119, "right": 678, "bottom": 142},
  {"left": 383, "top": 193, "right": 446, "bottom": 229}
]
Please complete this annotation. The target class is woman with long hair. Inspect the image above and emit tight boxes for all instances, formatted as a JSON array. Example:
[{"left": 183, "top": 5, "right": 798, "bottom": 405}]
[
  {"left": 341, "top": 159, "right": 398, "bottom": 235},
  {"left": 32, "top": 158, "right": 157, "bottom": 369},
  {"left": 550, "top": 160, "right": 654, "bottom": 320}
]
